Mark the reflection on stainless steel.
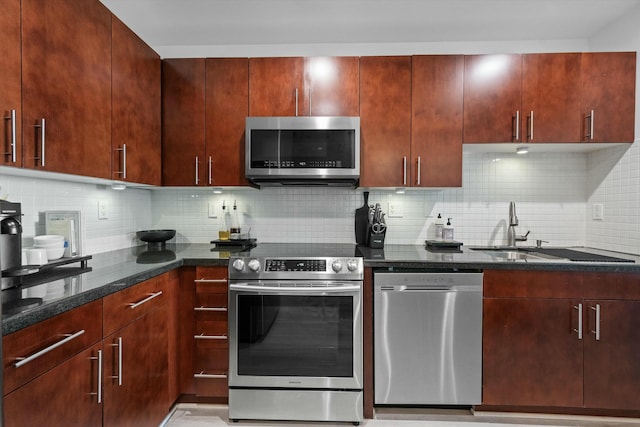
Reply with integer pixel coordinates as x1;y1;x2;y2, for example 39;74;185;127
374;271;483;405
228;256;363;424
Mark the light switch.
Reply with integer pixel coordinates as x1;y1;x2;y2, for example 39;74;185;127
98;200;108;220
388;201;403;218
208;202;217;218
592;203;604;220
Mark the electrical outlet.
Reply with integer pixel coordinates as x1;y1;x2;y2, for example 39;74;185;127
388;201;403;218
98;200;108;220
208;202;217;218
592;203;604;220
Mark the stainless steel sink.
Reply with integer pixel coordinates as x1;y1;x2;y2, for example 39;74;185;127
469;246;563;261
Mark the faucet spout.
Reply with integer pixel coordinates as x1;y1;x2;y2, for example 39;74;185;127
509;201;518;226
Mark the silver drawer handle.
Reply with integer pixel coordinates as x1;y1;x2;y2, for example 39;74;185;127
194;307;227;312
128;291;163;309
591;304;601;341
4;109;17;163
194;372;227;379
194;278;227;284
15;329;86;368
111;336;123;386
573;304;583;340
194;333;227;340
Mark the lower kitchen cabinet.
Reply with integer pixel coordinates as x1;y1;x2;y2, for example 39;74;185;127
192;266;229;399
482;269;640;414
102;275;170;427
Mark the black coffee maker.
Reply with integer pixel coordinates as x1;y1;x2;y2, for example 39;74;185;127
1;200;22;290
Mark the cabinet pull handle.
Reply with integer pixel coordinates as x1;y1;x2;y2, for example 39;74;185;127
308;88;312;116
4;109;17;163
195;156;199;185
585;110;595;141
527;110;534;141
591;304;601;341
403;156;407;186
115;144;127;179
572;304;583;340
194;306;227;312
14;329;86;368
128;291;163;309
194;278;228;284
512;110;520;142
111;336;123;386
90;349;103;403
416;156;421;186
194;371;227;379
194;333;227;340
34;118;46;166
208;156;213;185
295;88;299;117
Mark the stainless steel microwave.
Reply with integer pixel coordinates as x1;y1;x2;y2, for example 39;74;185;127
245;116;360;187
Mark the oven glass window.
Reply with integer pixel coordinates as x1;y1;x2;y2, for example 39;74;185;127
237;295;353;377
250;129;356;169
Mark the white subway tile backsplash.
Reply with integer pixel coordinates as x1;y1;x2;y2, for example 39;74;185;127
3;141;638;256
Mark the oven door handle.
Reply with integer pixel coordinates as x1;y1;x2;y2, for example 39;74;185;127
229;283;361;293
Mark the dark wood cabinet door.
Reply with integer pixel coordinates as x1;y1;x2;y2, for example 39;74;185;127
582;52;636;143
249;57;305;116
306;56;360;116
463;54;522;143
4;344;103;427
112;16;161;185
103;305;169;427
162;58;206;186
412;55;463;187
583;300;640;410
205;58;249;186
359;56;412;187
21;0;111;178
482;298;584;407
521;53;582;143
0;0;22;168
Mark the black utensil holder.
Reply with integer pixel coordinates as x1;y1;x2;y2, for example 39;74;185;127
368;230;385;249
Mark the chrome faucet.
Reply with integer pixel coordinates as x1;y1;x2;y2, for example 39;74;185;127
507;201;530;247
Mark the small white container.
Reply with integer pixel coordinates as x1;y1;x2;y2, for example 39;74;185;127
443;218;454;241
34;234;65;245
27;248;48;265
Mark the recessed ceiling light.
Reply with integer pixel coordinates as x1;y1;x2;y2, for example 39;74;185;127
516;146;529;155
111;182;126;190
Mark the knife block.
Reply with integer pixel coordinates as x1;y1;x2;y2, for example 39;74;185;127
368;229;385;249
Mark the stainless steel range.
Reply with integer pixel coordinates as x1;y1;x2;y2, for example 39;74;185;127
228;256;364;425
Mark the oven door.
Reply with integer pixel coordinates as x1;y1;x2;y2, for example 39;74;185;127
228;281;363;390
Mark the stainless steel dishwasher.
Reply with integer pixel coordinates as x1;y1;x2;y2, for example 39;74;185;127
374;270;483;405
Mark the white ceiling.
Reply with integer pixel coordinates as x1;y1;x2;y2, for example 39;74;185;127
100;0;640;55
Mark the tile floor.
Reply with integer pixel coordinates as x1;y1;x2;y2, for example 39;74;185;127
163;404;640;427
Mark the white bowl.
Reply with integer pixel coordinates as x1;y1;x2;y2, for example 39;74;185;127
34;240;64;248
43;246;65;261
34;235;65;245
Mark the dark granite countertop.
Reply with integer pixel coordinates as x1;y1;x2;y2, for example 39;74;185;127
3;242;639;335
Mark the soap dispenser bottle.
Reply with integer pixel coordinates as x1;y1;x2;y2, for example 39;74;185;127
443;218;454;241
435;214;444;240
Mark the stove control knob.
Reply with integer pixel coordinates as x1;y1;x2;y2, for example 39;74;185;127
247;259;261;272
347;259;360;272
232;259;245;271
331;260;343;273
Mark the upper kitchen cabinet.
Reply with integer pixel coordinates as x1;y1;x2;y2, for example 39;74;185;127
581;52;636;143
0;0;22;168
205;58;249;186
305;57;359;116
412;55;464;187
521;53;582;143
249;57;305;117
111;16;161;185
249;56;359;117
162;59;206;186
463;54;522;143
360;56;412;188
21;0;112;178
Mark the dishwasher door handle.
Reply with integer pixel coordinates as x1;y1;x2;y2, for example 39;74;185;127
379;285;453;292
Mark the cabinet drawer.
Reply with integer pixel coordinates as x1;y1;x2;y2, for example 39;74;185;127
195;279;227;295
103;275;167;336
195;266;227;282
483;269;582;299
195;374;228;398
195;292;227;309
3;299;103;395
195;346;228;372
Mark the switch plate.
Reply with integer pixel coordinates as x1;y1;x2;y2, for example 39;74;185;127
388;201;403;218
592;203;604;220
98;200;108;220
208;202;217;218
